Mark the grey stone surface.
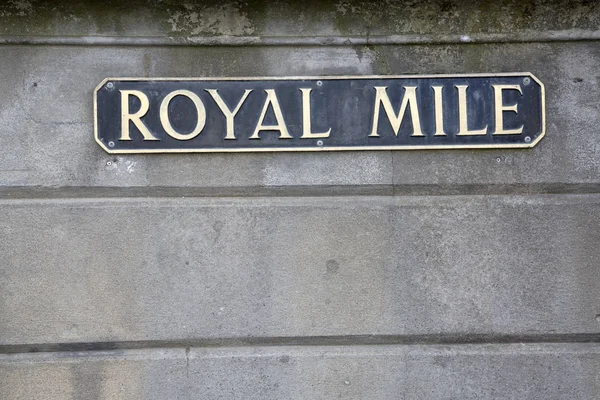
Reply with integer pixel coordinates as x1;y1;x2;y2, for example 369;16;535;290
1;194;598;345
0;0;599;38
0;42;598;191
1;343;599;399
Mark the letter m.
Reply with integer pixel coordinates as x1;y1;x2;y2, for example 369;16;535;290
369;86;423;137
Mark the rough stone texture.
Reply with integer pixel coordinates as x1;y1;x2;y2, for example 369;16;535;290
1;344;599;400
1;194;599;346
0;0;599;38
0;42;599;190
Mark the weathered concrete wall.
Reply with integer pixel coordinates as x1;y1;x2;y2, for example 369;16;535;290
1;0;599;38
1;195;600;346
2;344;599;399
0;1;599;399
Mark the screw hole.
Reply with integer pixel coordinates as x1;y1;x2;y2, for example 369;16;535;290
523;77;531;85
108;141;115;147
316;81;323;87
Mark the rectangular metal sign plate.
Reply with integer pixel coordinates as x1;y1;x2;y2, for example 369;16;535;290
94;73;545;154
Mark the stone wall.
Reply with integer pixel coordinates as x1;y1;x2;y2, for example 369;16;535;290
0;1;599;399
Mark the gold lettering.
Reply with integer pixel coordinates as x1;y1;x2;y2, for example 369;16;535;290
492;84;524;135
249;89;292;139
369;86;423;137
300;88;331;139
120;90;158;141
432;86;446;136
159;90;206;140
206;89;252;140
456;85;487;136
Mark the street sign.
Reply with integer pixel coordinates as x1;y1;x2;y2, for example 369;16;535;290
94;73;545;154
